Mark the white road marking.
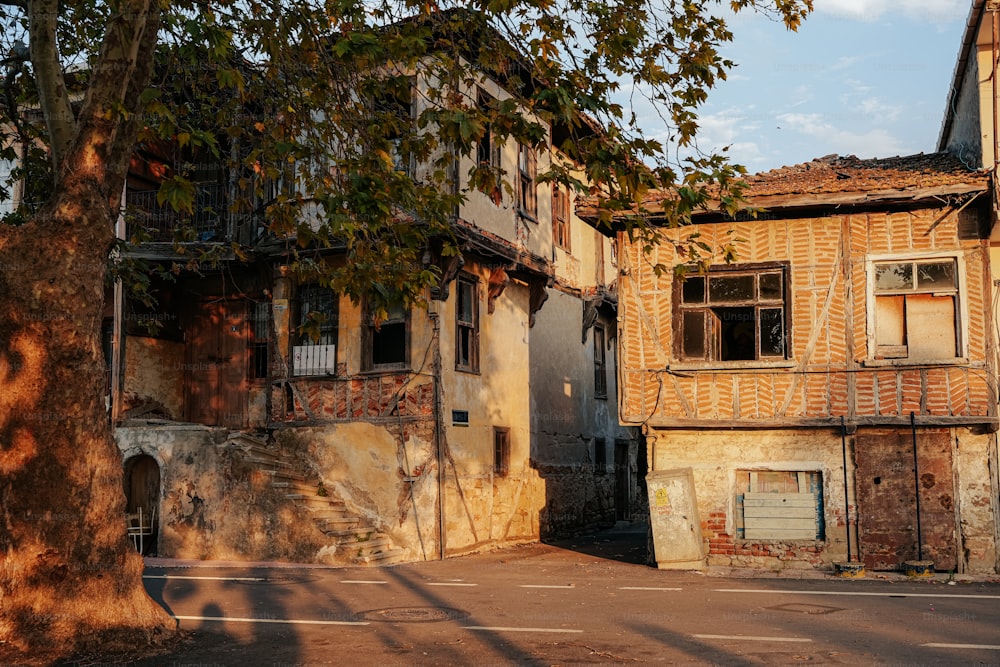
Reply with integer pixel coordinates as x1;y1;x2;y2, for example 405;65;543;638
463;626;583;633
341;580;388;584
174;615;368;626
519;584;575;589
923;643;1000;650
428;582;478;587
143;575;267;582
619;586;683;591
694;634;812;643
715;588;1000;600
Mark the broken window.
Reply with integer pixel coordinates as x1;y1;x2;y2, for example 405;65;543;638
293;285;337;376
594;323;607;398
735;470;825;541
364;302;408;371
455;274;479;372
871;257;960;360
675;264;788;362
552;185;570;251
494;427;510;477
517;142;537;220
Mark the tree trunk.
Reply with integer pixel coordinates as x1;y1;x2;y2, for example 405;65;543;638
0;183;175;658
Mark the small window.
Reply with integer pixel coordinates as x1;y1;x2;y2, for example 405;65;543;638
455;275;479;372
293;285;337;376
676;264;788;362
735;470;825;541
364;302;409;371
552;185;570;251
593;437;606;474
871;258;960;360
517;143;537;219
250;301;270;380
494;427;510;477
594;323;607;398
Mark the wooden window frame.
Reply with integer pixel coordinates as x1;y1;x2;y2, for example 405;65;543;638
594;323;607;399
867;254;963;362
362;301;410;372
455;274;480;373
476;88;502;205
552;185;571;251
493;427;510;477
673;262;789;363
517;142;537;221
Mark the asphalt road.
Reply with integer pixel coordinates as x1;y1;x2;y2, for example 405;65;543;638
131;525;1000;666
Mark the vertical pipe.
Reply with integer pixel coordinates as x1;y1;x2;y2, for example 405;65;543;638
911;411;924;561
841;416;852;563
430;308;446;560
993;8;998;171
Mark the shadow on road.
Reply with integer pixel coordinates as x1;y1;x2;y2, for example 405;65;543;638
542;521;650;566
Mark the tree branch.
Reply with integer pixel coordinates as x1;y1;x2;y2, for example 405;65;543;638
28;0;76;178
66;0;158;202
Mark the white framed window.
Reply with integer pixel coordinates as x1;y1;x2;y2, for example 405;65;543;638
867;253;965;362
735;470;825;541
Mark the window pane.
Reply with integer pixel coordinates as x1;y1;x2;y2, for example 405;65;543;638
681;276;705;304
916;261;956;291
875;262;913;291
716;306;755;361
906;294;957;358
759;308;785;357
709;274;754;302
758;272;783;300
875;295;906;346
682;310;706;359
457;281;474;324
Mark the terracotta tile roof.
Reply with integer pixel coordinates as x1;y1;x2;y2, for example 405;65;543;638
740;152;986;197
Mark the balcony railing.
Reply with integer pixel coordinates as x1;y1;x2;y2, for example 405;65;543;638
124;183;263;245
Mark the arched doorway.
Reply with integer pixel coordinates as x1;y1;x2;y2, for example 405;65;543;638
123;454;160;555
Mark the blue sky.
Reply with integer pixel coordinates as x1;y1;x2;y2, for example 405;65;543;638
645;0;973;174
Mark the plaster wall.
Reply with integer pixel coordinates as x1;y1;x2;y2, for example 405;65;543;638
116;425;331;562
123;336;184;419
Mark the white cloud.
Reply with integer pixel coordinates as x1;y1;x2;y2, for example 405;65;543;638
814;0;967;22
776;112;910;157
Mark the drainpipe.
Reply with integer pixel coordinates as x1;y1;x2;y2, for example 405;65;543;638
110;188;127;424
429;306;446;560
992;7;998;171
911;412;924;562
840;417;852;563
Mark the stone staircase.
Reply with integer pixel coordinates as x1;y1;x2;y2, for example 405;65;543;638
232;434;407;566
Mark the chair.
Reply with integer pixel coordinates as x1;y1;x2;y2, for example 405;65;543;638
126;506;156;555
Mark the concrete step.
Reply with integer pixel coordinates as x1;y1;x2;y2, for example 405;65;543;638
317;516;363;532
351;536;392;557
287;493;349;509
272;481;330;496
325;527;379;540
243;456;292;470
262;469;308;484
353;548;407;566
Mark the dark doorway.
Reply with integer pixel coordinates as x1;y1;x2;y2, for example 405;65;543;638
855;430;957;571
185;300;249;427
124;454;160;555
615;440;630;520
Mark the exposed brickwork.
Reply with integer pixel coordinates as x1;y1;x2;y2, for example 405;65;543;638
620;204;994;425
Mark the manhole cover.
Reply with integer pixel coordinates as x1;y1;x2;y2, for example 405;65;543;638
768;603;844;615
358;607;469;623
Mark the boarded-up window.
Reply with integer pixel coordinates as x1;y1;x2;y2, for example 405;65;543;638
735;470;824;540
873;258;959;360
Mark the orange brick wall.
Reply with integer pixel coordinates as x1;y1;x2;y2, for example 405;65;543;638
618;207;994;425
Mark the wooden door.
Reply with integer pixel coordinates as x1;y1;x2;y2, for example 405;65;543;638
185;300;248;427
855;430;957;571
